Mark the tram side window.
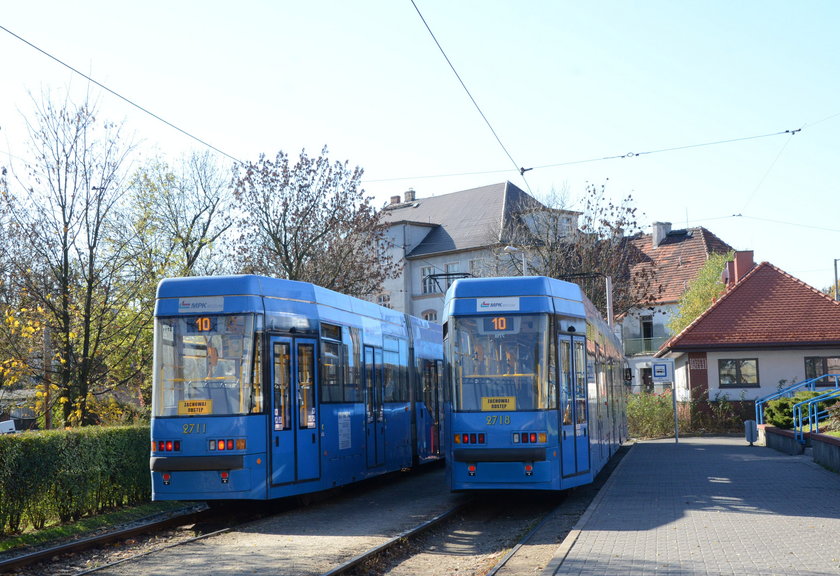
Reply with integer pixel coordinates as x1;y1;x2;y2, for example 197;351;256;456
399;339;409;401
574;340;587;424
273;342;291;430
547;328;557;409
343;326;361;402
249;337;263;413
419;359;437;414
298;343;316;429
383;350;399;402
560;339;573;425
384;351;409;402
321;340;344;402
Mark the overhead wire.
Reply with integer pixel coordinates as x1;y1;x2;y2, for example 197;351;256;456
738;127;801;213
731;214;840;234
409;0;532;193
0;23;244;166
4;20;837;212
364;127;806;184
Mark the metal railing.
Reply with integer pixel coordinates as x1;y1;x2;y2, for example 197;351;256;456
793;388;840;443
622;336;669;356
754;374;840;424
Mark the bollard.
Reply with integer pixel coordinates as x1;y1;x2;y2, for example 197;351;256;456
744;419;758;446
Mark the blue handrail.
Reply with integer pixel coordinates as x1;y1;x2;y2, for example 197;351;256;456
793;388;840;443
755;374;840;424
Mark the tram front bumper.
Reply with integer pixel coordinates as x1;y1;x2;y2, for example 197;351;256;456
452;447;546;462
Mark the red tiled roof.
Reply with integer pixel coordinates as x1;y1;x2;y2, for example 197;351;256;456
629;227;734;304
659;262;840;352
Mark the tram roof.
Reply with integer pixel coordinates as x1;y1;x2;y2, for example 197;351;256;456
155;275;408;327
446;276;582;299
443;276;586;318
157;275;314;300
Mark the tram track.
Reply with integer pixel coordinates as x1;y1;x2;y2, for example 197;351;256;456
0;504;209;575
0;498;294;576
3;465;460;576
342;491;570;576
2;446;628;576
346;443;631;576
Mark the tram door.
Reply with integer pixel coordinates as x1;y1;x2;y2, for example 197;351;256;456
364;346;385;468
559;335;590;478
420;359;442;458
269;337;320;485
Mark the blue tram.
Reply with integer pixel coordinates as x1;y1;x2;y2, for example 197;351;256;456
150;275;444;501
442;276;626;491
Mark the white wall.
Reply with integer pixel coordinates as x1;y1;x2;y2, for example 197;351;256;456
698;348;840;401
405;248;496;320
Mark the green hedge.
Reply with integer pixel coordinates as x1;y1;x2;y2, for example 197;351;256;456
0;425;150;534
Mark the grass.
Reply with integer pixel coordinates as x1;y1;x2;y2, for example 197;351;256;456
0;501;190;555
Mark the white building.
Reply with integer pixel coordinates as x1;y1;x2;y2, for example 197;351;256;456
378;182;547;321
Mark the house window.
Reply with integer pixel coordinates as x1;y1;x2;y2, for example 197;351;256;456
377;293;391;309
641;315;653;352
804;356;840;385
468;259;482;278
718;358;759;388
444;262;459;289
421;266;437;294
422;310;438;322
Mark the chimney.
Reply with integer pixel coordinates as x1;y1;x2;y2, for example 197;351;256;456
404;188;416;202
651;222;672;248
390;195;401;205
733;250;755;283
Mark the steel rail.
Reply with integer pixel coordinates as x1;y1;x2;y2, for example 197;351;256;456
321;502;467;576
482;504;558;576
0;506;208;574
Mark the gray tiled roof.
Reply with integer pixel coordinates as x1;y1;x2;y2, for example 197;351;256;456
381;182;543;257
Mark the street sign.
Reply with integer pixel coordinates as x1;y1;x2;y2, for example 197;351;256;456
651;359;675;383
650;358;678;444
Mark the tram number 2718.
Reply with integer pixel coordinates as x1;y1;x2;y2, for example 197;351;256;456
486;415;511;425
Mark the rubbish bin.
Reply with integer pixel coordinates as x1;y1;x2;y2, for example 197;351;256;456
744;419;758;446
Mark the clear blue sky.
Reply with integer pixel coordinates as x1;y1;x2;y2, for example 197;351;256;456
2;1;838;289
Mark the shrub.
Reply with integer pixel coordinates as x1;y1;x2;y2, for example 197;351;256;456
687;393;752;434
627;391;675;438
826;403;840;432
764;391;822;429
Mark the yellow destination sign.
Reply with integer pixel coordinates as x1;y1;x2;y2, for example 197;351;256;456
178;399;213;416
481;396;515;411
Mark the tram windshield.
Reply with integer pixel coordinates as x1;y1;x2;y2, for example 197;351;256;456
153;314;258;417
450;314;550;411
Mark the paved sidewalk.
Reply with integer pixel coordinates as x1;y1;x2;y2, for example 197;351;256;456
544;437;840;576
